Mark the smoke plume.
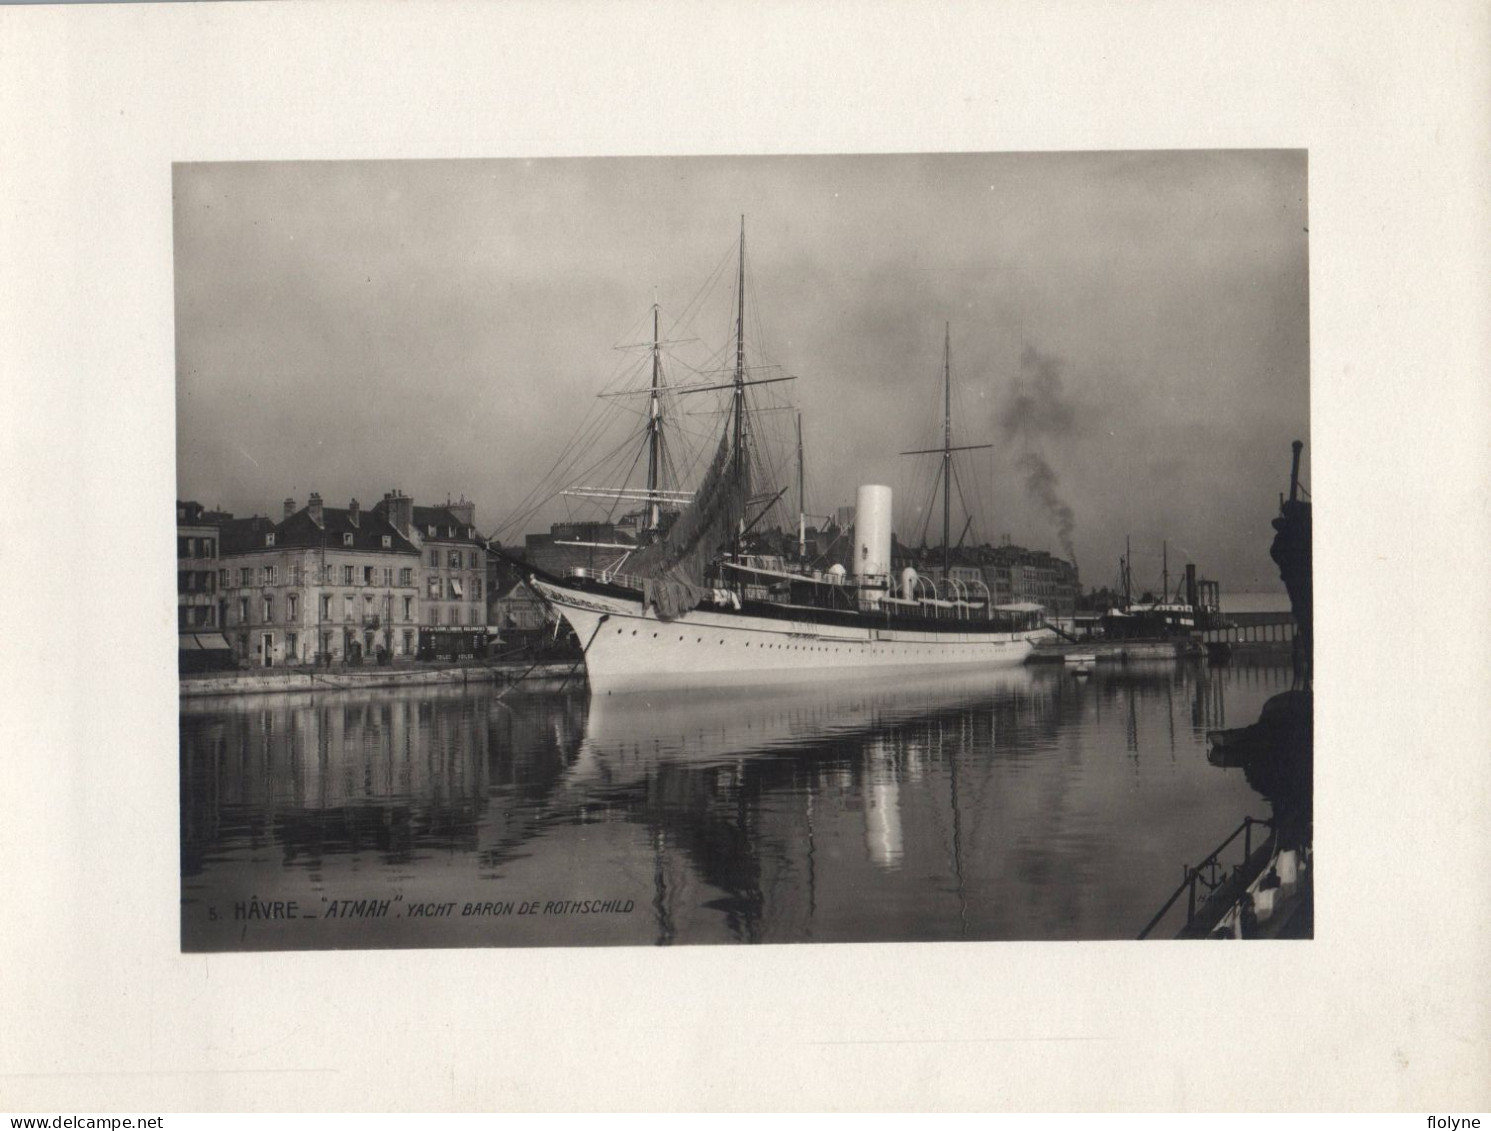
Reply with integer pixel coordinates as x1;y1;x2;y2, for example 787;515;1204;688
1017;452;1077;562
1000;346;1081;562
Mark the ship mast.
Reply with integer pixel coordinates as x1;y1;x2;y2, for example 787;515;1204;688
942;323;952;578
731;216;747;561
796;411;806;559
898;323;991;581
646;298;663;533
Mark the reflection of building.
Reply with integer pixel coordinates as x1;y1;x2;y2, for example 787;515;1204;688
219;493;422;666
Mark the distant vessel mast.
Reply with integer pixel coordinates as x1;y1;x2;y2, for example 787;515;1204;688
901;323;992;578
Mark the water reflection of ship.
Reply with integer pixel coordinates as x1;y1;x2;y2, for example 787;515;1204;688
547;668;1059;942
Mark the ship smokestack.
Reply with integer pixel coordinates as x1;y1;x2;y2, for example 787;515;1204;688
853;485;893;600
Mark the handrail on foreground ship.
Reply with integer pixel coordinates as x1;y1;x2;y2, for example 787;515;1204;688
1136;815;1275;939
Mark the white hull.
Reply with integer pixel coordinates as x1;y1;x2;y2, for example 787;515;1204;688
532;578;1052;692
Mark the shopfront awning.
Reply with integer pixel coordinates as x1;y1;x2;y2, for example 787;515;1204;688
178;633;233;652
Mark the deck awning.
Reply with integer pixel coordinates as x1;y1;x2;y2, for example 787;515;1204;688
178;633;233;652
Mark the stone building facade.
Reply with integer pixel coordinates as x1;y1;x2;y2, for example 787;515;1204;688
176;500;225;632
403;497;488;656
219;494;423;666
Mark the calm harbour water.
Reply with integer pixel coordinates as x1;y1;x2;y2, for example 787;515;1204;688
180;659;1296;949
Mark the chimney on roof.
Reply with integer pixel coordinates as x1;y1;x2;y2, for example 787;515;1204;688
447;494;475;529
308;492;324;528
283;496;296;520
382;489;413;539
348;498;360;527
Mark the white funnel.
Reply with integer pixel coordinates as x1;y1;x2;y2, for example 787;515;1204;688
854;485;893;582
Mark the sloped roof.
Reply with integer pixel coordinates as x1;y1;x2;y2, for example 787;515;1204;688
277;506;420;554
220;507;420;556
411;505;481;544
219;516;276;555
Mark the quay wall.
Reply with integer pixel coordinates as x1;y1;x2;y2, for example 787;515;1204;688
179;662;579;698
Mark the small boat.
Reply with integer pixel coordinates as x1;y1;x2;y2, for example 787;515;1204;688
1064;651;1095;676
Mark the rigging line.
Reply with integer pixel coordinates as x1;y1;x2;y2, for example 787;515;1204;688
499;425;643;537
663;238;736;340
502;408;628;522
949;459;978;550
603;438;652;525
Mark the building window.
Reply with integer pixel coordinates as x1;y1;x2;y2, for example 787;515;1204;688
286;632;298;659
403;595;412;620
448;550;459;568
474;577;482;599
219;568;228;588
427;576;440;599
343;594;354;621
265;533;275;547
383;567;393;586
263;595;273;623
287;593;299;621
239;597;249;624
363;565;374;585
429;549;440;567
321;594;332;619
381;535;392;549
290;564;302;585
427;525;437;538
262;565;277;585
343;565;353;585
448;578;463;599
399;567;412;586
402;630;413;656
430;606;441;626
205;539;215;558
343;533;354;547
239;568;252;586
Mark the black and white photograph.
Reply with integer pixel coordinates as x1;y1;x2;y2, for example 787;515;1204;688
175;152;1312;950
5;0;1488;1115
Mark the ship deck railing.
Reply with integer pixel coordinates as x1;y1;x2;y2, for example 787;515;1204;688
1136;815;1275;939
568;565;1041;626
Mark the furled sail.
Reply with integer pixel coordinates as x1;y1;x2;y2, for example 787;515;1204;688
626;425;747;619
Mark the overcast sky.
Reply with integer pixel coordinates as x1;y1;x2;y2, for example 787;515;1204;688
175;152;1308;593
